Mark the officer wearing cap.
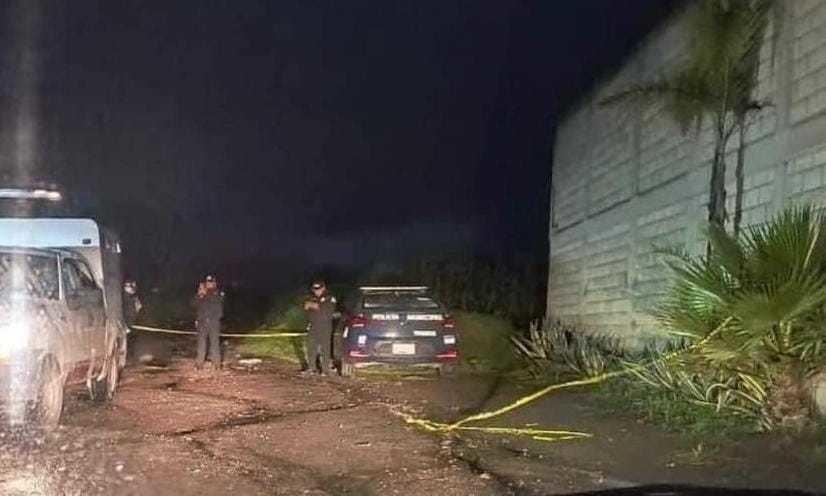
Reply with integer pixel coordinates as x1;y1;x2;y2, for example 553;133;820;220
303;280;336;375
194;274;225;369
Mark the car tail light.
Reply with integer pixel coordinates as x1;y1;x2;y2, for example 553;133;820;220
437;350;458;359
443;316;455;329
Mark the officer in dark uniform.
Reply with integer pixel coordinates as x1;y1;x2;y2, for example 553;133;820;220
194;275;225;369
303;280;336;375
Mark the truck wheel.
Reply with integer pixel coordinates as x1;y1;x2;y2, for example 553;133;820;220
31;358;65;429
92;338;122;403
341;361;356;378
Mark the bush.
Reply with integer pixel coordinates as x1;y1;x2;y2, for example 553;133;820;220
453;311;519;372
656;206;826;430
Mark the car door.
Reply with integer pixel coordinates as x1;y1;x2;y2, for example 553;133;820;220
62;258;105;378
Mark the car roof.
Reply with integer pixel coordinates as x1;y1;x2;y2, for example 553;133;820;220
0;218;100;248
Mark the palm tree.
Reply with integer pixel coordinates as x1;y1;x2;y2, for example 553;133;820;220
602;0;774;232
657;206;826;429
715;0;776;235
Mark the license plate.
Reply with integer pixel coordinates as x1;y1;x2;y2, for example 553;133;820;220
392;343;416;355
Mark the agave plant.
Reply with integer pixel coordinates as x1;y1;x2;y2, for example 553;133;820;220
624;344;768;426
657;205;826;429
512;320;624;379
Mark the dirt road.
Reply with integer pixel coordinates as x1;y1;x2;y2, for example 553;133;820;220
0;358;504;496
1;337;823;496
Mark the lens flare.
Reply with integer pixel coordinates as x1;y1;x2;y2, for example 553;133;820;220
3;261;33;425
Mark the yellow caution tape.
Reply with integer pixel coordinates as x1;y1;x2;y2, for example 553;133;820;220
132;325;307;338
396;317;732;442
391;408;592;442
138;316;732;445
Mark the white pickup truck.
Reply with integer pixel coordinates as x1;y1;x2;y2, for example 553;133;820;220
0;217;128;427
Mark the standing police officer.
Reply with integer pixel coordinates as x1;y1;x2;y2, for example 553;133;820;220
194;275;225;369
303;280;336;375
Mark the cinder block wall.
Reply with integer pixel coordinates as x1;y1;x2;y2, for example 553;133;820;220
547;1;826;346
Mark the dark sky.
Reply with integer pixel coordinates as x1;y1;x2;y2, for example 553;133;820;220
1;0;679;282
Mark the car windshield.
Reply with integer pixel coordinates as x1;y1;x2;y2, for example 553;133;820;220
362;292;440;311
0;252;59;300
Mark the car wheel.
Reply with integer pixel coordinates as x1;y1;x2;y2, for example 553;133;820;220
341;361;356;378
31;358;65;429
438;363;456;377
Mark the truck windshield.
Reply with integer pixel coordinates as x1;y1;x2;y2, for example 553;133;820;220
0;252;59;300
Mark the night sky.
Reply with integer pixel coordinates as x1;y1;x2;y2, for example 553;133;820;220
1;0;679;286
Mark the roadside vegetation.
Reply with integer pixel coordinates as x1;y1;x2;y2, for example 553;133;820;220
519;0;826;440
518;206;826;437
452;311;519;373
236;291;309;364
512;321;625;381
603;0;775;232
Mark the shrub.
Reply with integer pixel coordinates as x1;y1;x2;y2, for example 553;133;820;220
453;311;519;372
656;205;826;430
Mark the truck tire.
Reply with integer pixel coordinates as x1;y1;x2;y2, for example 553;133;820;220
32;358;64;429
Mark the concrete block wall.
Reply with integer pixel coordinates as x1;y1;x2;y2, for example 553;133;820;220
547;1;826;346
